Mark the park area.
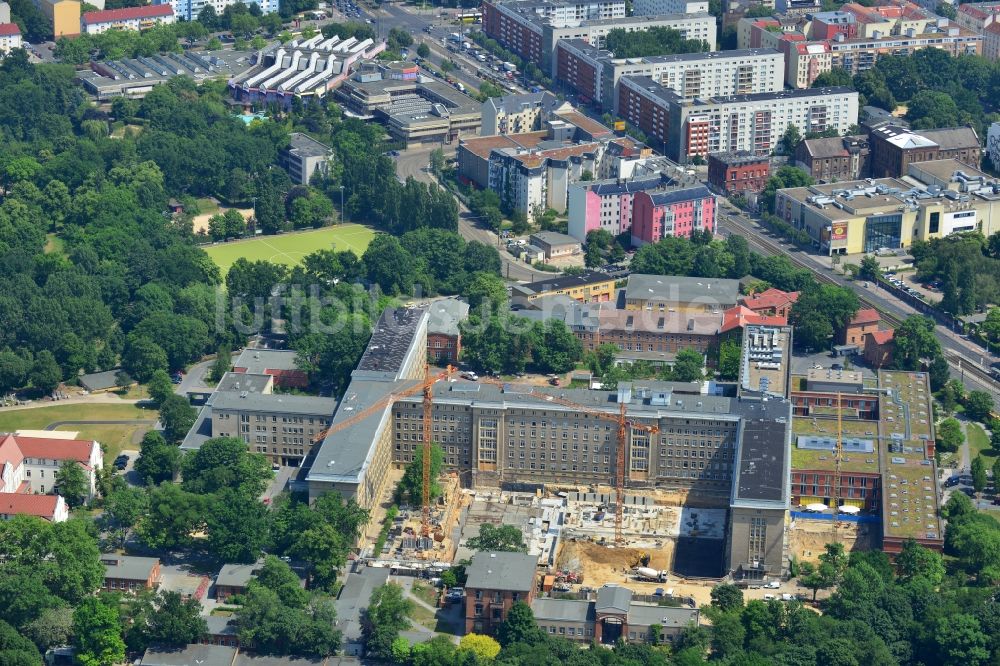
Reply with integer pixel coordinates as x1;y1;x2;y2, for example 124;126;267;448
0;402;157;464
203;224;376;274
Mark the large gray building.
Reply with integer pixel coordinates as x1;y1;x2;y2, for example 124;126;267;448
283;133;333;185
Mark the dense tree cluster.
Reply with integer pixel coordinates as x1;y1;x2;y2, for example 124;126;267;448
54;23;211;65
910;232;1000;316
604;26;709;58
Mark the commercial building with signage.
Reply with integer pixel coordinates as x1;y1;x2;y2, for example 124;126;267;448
774;159;1000;255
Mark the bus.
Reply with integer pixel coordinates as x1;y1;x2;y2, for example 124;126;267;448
454;10;482;23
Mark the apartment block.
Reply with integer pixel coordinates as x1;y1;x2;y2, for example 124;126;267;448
556;39;783;111
81;4;175;33
617;79;859;163
773;159;1000;255
31;0;79;38
153;0;277;20
633;0;709;14
956;1;1000;33
510;270;619;305
631;184;716;245
623;274;740;313
282;133;333;186
0;22;21;53
481;91;571;136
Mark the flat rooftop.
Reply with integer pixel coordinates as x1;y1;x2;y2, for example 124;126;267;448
791;416;881;473
515;269;616;296
288;132;331;157
234;348;302;372
211;391;336;416
731;398;791;506
625;274;740;307
740;325;791;399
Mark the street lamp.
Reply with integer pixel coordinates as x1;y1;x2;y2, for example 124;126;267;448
339;185;345;223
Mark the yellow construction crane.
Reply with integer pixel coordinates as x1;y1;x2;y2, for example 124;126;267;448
832;392;843;542
311;364;455;538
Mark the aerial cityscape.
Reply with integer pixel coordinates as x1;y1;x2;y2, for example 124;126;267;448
1;0;1000;663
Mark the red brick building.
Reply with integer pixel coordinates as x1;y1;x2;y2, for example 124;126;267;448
556;41;601;106
465;552;538;636
791;469;882;512
864;329;894;368
427;298;469;366
740;288;799;320
707;152;771;195
482;0;545;67
101;555;161;593
840;308;881;351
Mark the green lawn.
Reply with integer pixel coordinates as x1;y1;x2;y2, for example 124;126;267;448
44;234;65;255
203;224;377;275
0;403;157;463
967;422;998;465
196;197;221;215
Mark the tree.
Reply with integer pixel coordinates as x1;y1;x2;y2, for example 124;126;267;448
779;124;802;155
146;369;173;407
122;335;169;383
459;634;501;661
136;483;207;551
935;613;990;666
143;591;207;648
671;348;704;382
208;345;231;383
496;601;543;647
466;524;526;552
363;583;412;659
252;556;308;608
363;235;415;296
205;490;270;563
236;586;341;657
54;461;88;508
182;436;271;498
417;42;430;58
859;255;881;281
718;339;740;380
134;431;180;485
905;90;966;130
395;443;444;506
798;561;831;602
0;350;31;394
73;597;125;666
710;583;744;612
22;607;73;651
761;166;814;214
896;539;945;585
971;455;988;496
159;393;196;442
104;487;148;548
965;391;994;423
0;620;42;666
892;316;940;371
29;350;61;394
466;272;508;316
530;319;582;374
936;417;964;453
812;68;854;88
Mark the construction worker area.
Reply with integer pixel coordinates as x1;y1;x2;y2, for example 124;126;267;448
297;306;941;591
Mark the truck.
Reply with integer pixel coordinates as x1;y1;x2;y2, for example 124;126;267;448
502;61;516;72
634;567;669;583
449;32;462;42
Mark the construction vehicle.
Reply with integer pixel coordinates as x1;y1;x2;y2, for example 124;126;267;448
633;567;669;583
311;364;455;540
631;552;651;568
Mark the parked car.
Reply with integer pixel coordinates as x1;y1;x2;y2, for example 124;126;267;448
764;580;780;589
113;454;129;470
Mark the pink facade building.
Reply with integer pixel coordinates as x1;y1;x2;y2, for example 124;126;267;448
567;173;668;242
631;186;715;246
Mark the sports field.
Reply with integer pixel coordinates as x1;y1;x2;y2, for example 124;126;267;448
204;224;377;274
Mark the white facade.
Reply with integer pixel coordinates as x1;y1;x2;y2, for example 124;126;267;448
0;23;21;54
987;122;1000;170
153;0;278;20
633;0;709;15
0;432;103;501
82;8;176;34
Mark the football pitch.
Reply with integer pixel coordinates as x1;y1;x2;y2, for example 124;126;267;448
204;224;376;275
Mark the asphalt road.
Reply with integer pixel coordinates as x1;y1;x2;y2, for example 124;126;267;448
718;203;1000;402
394;146;554;282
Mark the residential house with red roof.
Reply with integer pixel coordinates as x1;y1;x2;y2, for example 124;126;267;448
720;306;788;336
0;22;22;54
81;4;175;34
739;288;800;320
840;308;882;352
864;329;895;368
0;432;103;520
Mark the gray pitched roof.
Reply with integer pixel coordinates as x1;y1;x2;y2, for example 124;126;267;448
595;585;633;613
102;555;158;581
625;274;740;307
466;551;538;592
427;298;470;337
626;603;699;628
532;598;596;622
216;559;264;588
